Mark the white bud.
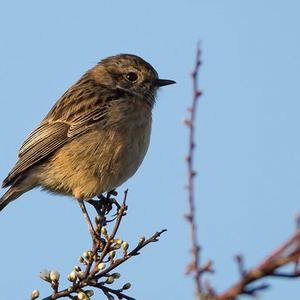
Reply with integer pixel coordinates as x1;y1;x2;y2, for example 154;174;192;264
106;276;114;284
67;270;77;282
39;270;51;282
74;265;81;272
50;270;60;282
122;242;129;251
78;291;89;300
31;290;40;299
97;262;106;271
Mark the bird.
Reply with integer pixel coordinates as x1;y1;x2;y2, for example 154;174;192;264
0;54;175;212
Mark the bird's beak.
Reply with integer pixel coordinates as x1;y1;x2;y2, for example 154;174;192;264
155;78;176;87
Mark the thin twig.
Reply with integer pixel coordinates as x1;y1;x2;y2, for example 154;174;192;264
78;200;98;242
184;43;207;297
215;229;300;300
40;190;166;300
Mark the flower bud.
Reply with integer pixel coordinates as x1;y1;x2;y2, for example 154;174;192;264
39;270;51;282
31;290;40;300
112;272;121;279
77;291;89;300
122;242;129;251
83;251;92;261
86;290;94;297
74;265;81;272
106;276;114;284
77;271;85;279
50;270;60;282
122;282;131;290
101;227;107;236
114;243;121;249
109;250;115;259
67;270;77;282
115;239;123;246
97;262;106;271
95;215;104;225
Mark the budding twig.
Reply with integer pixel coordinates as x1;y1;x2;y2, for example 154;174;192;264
215;227;300;300
38;190;166;300
185;44;214;299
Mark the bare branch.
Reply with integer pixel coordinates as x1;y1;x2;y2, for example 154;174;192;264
36;190;166;300
184;44;214;300
215;228;300;300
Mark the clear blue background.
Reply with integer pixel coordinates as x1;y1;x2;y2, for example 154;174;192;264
0;0;300;299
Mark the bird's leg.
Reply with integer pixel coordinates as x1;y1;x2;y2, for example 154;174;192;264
86;198;104;216
78;200;99;242
106;190;121;210
95;190;120;213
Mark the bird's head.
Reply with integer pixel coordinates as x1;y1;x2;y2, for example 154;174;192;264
90;54;175;106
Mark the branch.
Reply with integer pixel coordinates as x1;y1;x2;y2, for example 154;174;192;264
184;44;214;300
31;190;166;300
184;43;300;300
215;228;300;300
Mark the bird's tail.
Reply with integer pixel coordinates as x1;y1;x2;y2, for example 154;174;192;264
0;186;25;212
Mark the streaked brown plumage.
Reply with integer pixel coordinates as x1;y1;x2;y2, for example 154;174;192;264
0;54;175;211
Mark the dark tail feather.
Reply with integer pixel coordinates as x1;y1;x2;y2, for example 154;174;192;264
0;187;24;212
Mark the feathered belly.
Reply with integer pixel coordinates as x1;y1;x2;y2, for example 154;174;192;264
38;123;151;199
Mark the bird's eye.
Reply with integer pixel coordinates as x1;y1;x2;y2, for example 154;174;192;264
125;72;138;82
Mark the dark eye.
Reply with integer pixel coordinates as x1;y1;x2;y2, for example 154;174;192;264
125;72;138;82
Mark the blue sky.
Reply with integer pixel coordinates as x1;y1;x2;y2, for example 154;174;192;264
1;0;300;299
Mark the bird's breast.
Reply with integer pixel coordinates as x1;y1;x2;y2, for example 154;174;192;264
39;100;152;199
94;110;152;188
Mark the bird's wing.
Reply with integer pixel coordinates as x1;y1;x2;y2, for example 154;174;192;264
2;121;69;187
2;102;117;188
67;106;109;138
2;80;126;188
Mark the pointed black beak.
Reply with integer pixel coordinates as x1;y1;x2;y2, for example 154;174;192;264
155;78;176;87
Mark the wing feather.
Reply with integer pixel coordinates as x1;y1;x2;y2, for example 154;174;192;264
19;122;68;157
68;106;108;138
2;122;69;187
2;82;126;188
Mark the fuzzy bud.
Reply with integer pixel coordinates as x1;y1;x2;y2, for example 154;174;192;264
112;272;121;279
77;291;89;300
39;270;51;282
122;242;129;251
101;227;107;236
31;290;40;300
77;271;85;279
106;276;114;284
115;239;123;246
83;251;92;261
50;270;60;282
67;270;77;282
74;265;81;272
109;250;115;259
97;262;106;271
122;282;131;290
86;290;94;297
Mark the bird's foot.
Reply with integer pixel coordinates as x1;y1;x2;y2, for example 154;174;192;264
86;190;120;216
97;190;121;213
